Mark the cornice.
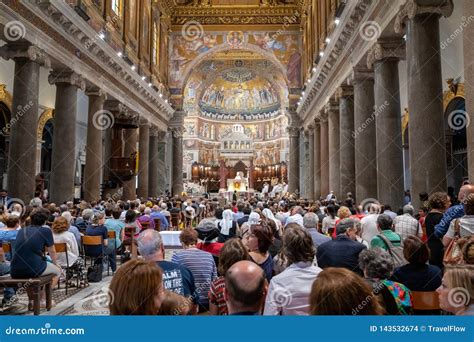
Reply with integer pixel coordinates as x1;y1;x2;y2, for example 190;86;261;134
1;0;173;130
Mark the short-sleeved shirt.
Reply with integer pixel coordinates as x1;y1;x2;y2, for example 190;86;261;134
208;276;227;315
157;260;199;304
11;226;54;278
370;230;402;251
104;219;125;249
171;248;217;307
85;225;108;257
446;216;474;239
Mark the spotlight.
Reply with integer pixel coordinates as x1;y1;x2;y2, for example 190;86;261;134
325;37;331;43
334;18;340;25
117;51;123;57
131;65;136;70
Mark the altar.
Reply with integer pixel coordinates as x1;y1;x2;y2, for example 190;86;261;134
227;172;248;192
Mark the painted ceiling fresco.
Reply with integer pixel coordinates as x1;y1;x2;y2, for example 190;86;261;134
169;30;302;90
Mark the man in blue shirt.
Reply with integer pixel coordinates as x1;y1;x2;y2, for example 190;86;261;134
434;184;474;238
137;229;198;313
150;205;169;230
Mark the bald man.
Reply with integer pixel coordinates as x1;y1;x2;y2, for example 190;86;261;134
434;184;474;238
224;260;268;315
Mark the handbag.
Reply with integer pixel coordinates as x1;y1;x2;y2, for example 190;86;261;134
443;218;463;265
87;262;103;282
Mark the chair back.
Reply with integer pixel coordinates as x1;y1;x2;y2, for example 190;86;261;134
81;235;103;246
54;242;69;267
171;213;180;229
107;231;116;239
153;218;161;231
1;242;11;253
411;291;440;311
54;242;68;253
124;227;136;237
141;221;151;230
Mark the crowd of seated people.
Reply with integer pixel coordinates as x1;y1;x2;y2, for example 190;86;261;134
0;186;472;316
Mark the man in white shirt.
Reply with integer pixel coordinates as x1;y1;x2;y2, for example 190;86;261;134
360;203;381;243
264;223;322;315
393;204;422;241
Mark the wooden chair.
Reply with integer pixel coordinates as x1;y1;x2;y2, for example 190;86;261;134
124;227;138;260
153;218;161;232
107;231;117;273
81;235;103;268
140;221;151;230
171;213;180;231
54;242;74;294
411;291;441;312
1;242;11;254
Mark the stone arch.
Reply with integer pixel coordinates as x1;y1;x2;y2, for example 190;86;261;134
180;43;290;92
37;108;54;140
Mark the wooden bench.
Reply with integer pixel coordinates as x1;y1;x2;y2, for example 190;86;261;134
0;274;55;315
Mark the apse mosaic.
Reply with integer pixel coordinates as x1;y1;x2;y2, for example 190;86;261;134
169;30;302;89
183;59;289;119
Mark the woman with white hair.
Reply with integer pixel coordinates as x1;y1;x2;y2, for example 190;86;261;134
61;211;82;247
217;209;236;242
239;211;261;240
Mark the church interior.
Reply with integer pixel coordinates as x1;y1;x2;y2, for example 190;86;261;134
0;0;473;319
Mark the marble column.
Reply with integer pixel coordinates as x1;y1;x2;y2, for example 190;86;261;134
301;129;309;198
148;126;159;198
171;127;184;196
327;100;340;199
84;87;106;202
156;131;167;195
350;67;377;202
307;125;315;200
320;113;330;197
137;119;150;199
219;159;227;194
313;119;321;200
123;127;138;200
337;85;356;199
368;40;405;209
287;126;300;194
49;70;85;203
463;0;474;182
395;0;453;208
0;43;49;201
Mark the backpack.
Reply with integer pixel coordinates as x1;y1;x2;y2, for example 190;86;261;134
377;233;407;268
381;279;413;315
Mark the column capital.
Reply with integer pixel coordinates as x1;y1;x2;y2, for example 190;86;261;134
170;126;185;138
287;126;300;138
367;39;406;68
324;100;339;116
48;70;86;90
170;110;186;125
395;0;454;33
0;43;50;68
335;85;354;100
85;86;107;100
139;117;150;127
307;124;315;133
314;117;321;126
348;66;374;85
